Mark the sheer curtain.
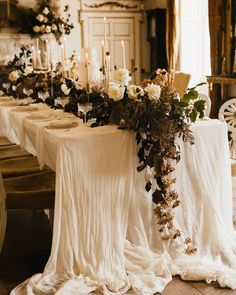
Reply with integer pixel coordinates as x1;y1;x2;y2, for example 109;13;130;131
179;0;211;94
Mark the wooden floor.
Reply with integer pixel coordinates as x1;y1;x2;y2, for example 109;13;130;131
1;211;236;295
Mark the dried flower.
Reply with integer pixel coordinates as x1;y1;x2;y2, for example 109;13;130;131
128;85;144;100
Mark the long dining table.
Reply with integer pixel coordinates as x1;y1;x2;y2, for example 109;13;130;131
1;97;236;294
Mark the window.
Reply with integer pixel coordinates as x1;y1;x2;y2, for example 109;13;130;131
179;0;211;93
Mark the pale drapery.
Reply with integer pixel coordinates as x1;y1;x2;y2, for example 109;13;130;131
166;0;179;72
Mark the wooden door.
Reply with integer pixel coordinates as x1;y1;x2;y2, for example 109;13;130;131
88;17;135;77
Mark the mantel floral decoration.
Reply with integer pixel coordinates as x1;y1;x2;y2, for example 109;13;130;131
14;0;73;43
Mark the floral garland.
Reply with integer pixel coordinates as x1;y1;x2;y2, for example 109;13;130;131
2;52;206;254
85;1;138;9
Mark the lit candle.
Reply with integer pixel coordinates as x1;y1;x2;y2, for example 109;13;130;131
35;38;40;69
85;52;89;88
31;46;35;69
63;36;67;62
61;44;65;74
36;38;39;56
121;40;126;69
103;17;107;56
49;33;53;70
107;55;111;85
38;50;42;69
7;0;10;18
45;39;49;69
101;40;105;75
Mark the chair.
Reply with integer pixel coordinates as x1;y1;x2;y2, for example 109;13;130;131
4;171;55;210
0;156;43;178
0;137;15;147
218;98;236;160
0;145;31;161
218;98;236;223
173;71;191;98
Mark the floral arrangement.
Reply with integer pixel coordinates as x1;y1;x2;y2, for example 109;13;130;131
14;0;73;42
87;68;205;254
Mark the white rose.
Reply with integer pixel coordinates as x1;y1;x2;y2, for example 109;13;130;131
36;14;44;22
128;85;144;100
45;25;51;33
12;85;17;91
51;24;58;31
145;83;161;101
40;25;46;33
108;84;124;101
113;68;131;86
33;25;40;33
42;7;49;15
9;70;20;82
61;84;71;95
24;66;33;75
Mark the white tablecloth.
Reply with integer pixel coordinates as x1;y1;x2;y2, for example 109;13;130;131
1;101;236;294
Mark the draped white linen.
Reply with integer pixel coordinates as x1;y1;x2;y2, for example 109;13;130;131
1;100;236;293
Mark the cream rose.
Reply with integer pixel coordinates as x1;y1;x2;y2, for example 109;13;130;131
42;7;49;15
145;84;161;101
33;25;40;33
24;66;33;75
108;84;124;101
51;24;58;31
9;70;20;82
36;14;44;22
128;85;144;100
45;25;51;33
61;84;71;95
113;68;131;86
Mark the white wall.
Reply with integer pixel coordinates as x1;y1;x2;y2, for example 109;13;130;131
59;0;82;56
15;0;167;75
18;0;36;8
